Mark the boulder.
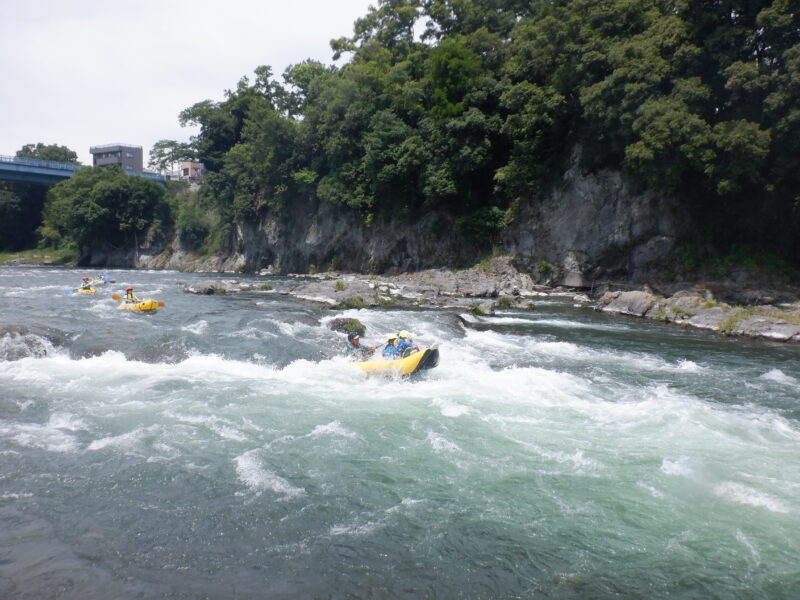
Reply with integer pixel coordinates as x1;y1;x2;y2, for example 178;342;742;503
328;318;366;336
597;290;657;317
732;316;800;341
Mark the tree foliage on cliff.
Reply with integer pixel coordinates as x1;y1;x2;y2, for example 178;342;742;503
180;0;800;262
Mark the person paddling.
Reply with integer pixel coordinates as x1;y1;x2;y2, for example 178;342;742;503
341;332;375;361
79;276;92;291
124;286;139;303
396;330;419;357
382;334;401;360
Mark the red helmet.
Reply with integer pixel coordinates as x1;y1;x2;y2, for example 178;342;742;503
126;287;133;291
83;277;89;280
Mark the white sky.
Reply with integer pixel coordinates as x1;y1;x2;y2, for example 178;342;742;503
0;0;375;167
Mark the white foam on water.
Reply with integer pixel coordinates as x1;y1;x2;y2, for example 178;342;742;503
329;519;382;537
431;397;471;417
735;529;761;563
209;424;250;442
461;328;523;353
637;482;665;498
714;482;789;513
759;368;799;388
4;283;76;297
661;456;700;481
308;421;358;439
489;316;631;331
0;331;58;360
0;492;34;500
520;336;708;375
676;360;705;372
329;496;420;537
477;316;534;325
88;425;161;453
426;430;461;453
233;449;305;498
513;438;602;473
181;320;209;335
1;412;83;452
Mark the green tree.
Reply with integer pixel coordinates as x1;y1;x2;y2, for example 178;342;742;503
40;167;170;252
16;143;80;164
148;140;194;173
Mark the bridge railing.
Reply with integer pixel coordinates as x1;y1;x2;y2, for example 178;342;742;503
0;154;166;183
0;154;84;172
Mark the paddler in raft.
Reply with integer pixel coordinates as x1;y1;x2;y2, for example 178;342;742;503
79;276;93;291
341;332;375;361
382;333;401;360
124;286;139;303
396;330;419;357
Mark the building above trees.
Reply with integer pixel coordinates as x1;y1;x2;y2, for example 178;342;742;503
90;144;143;172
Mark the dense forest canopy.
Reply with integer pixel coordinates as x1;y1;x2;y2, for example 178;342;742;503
173;0;799;265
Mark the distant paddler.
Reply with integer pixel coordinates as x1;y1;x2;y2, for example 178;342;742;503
64;276;96;295
90;275;113;286
111;287;165;312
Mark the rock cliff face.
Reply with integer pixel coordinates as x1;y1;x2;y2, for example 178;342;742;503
503;160;687;286
133;158;688;284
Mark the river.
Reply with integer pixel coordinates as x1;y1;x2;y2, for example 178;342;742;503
1;266;799;599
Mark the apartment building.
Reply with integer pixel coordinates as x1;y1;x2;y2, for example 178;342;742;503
89;144;143;172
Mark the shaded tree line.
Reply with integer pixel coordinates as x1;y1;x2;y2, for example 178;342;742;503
1;143;171;257
0;144;80;251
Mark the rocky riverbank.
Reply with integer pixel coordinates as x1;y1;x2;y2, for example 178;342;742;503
182;256;800;343
595;289;800;342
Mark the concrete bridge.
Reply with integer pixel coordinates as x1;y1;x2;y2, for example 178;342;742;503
0;155;166;185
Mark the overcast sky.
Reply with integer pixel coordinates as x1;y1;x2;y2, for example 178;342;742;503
0;0;375;167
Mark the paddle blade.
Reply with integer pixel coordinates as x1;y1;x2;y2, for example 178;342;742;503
102;275;112;281
64;290;74;295
157;302;165;307
111;294;122;300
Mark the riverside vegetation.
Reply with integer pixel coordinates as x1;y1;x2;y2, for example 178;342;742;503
2;1;799;339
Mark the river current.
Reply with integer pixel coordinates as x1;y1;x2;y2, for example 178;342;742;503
1;266;798;599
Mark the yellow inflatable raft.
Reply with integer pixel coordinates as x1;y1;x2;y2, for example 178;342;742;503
356;347;440;377
118;299;162;312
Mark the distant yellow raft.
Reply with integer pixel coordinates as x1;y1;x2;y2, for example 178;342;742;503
355;347;440;377
118;299;161;312
75;287;96;295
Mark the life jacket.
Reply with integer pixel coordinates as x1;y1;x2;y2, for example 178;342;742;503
344;343;372;361
382;343;400;359
396;339;414;353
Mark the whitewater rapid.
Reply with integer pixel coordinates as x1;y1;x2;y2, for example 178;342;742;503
1;266;799;598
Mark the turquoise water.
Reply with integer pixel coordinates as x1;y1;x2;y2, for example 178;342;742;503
1;266;799;598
